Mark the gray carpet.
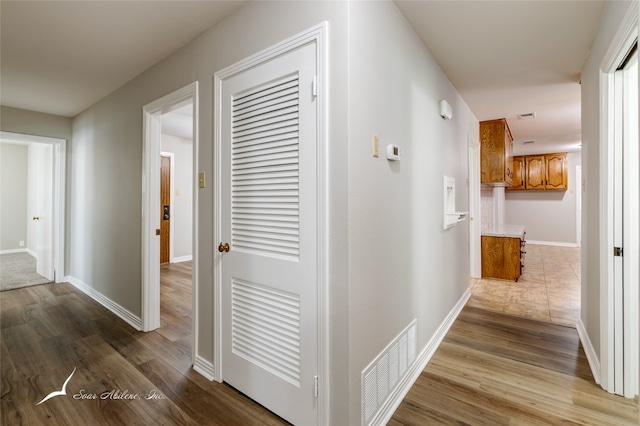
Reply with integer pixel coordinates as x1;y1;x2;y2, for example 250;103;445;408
0;252;51;291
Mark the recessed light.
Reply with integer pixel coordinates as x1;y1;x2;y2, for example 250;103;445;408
518;112;536;119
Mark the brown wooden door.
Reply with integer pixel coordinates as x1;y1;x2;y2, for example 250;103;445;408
525;155;546;189
160;155;171;264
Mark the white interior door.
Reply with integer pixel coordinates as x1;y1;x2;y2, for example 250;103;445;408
34;143;54;281
612;45;639;397
219;42;318;425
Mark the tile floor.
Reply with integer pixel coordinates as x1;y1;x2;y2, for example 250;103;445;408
469;244;581;327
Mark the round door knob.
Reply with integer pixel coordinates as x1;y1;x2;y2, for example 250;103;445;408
218;242;230;253
33;216;40;221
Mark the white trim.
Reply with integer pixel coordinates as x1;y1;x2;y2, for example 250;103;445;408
141;82;199;375
526;240;579;248
0;131;66;284
468;132;482;278
160;151;175;263
0;248;27;255
370;289;471;426
575;165;582;248
172;255;193;263
598;1;639;395
193;356;216;381
26;248;37;258
65;275;142;331
577;318;601;385
213;22;328;425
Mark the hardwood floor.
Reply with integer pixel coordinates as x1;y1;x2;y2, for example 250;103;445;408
390;306;639;425
2;263;637;425
1;262;288;425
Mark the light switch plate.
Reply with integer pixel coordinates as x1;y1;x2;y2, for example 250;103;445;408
372;134;379;157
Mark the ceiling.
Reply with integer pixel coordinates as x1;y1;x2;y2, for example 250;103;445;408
396;0;605;155
1;1;606;154
0;1;246;118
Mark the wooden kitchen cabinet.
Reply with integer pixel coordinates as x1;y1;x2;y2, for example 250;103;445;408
481;235;524;281
511;156;525;190
545;152;568;190
525;155;546;190
480;118;514;186
506;152;568;191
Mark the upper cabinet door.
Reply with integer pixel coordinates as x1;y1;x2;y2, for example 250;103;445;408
509;156;525;190
545;153;568;190
525;155;546;189
480;118;513;187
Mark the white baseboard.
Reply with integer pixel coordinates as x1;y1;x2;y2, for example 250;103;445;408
172;255;193;263
576;318;601;384
193;356;215;381
0;248;27;255
527;240;578;248
65;275;142;331
372;288;471;426
26;248;37;258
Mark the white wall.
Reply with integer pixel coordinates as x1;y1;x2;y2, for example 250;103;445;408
580;0;635;360
505;151;581;244
347;2;476;423
161;134;192;261
0;143;28;251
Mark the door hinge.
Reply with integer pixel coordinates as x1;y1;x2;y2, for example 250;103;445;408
314;375;318;398
614;246;623;257
312;76;317;99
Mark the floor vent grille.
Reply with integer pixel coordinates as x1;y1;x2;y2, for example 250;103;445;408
362;320;417;425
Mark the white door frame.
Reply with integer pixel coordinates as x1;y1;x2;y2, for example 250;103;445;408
141;83;198;356
468;128;481;278
160;152;176;263
598;1;638;397
576;165;582;248
0;131;66;283
213;22;328;425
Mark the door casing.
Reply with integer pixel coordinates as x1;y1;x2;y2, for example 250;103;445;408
0;131;66;283
598;1;639;397
141;83;198;352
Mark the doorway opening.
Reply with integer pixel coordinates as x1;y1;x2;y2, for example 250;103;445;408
0;132;66;291
141;83;198;372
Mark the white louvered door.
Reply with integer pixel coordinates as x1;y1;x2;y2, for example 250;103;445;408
220;42;317;425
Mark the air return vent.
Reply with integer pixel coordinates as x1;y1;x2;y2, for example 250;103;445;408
522;140;535;145
362;320;417;425
517;112;536;119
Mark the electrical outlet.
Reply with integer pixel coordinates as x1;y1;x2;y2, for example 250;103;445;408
19;241;24;247
372;134;379;157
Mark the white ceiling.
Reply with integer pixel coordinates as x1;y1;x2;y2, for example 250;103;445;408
0;1;246;117
1;1;606;154
396;0;605;155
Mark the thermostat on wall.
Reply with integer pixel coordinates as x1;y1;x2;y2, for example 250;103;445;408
386;144;401;161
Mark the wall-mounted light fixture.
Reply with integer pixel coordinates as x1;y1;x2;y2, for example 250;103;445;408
439;100;452;120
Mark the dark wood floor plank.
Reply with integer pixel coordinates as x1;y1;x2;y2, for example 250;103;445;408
1;262;291;425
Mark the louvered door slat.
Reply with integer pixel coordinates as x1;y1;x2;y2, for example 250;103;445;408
231;74;300;260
